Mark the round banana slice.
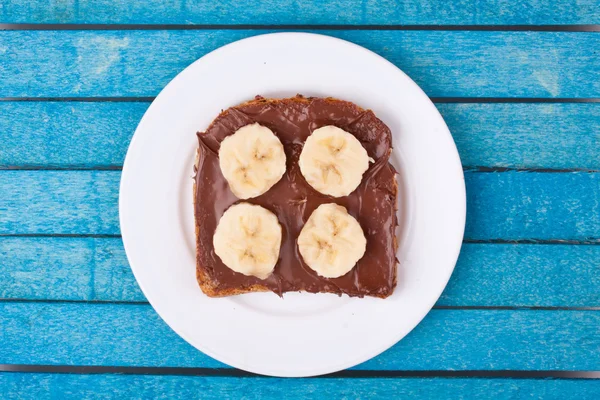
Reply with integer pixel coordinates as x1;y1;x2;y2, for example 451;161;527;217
299;125;370;197
213;203;282;280
219;123;286;199
297;203;367;278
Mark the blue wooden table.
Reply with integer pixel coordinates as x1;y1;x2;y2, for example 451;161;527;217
1;1;600;398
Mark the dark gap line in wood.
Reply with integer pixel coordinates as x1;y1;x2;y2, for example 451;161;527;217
0;299;149;305
0;234;123;238
1;234;599;245
0;364;599;379
463;167;600;173
1;166;598;173
0;97;155;102
430;98;600;103
1;97;600;103
328;370;600;379
1;298;599;311
463;239;600;245
1;24;600;32
433;306;600;311
0;166;123;171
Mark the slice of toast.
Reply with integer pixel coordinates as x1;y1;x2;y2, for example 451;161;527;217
194;95;398;298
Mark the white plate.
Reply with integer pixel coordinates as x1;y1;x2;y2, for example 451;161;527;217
119;32;466;377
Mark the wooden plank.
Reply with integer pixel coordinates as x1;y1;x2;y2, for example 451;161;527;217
2;102;600;169
1;303;598;370
441;243;600;306
1;171;599;239
0;238;140;302
0;171;120;235
1;0;599;25
2;238;599;307
1;30;599;98
0;102;147;168
1;374;599;400
464;171;600;240
437;103;600;169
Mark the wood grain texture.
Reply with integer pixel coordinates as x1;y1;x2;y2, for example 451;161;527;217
1;374;599;400
440;243;600;307
0;102;147;168
438;103;600;169
2;0;600;25
1;30;599;98
1;171;599;239
2;238;599;307
1;303;599;370
0;238;139;302
464;172;600;240
2;102;600;169
0;171;120;235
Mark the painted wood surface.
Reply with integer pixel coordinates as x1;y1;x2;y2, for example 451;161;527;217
2;170;598;239
2;102;600;169
0;102;146;168
2;238;599;307
1;31;599;98
0;171;121;235
0;237;141;303
464;171;600;240
1;303;599;370
1;373;599;400
1;0;599;391
440;243;600;307
2;0;600;25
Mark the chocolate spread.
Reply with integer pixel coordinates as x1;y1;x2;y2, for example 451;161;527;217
194;96;398;297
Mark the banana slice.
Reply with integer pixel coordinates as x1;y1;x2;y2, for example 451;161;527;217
297;203;367;278
213;203;282;279
219;123;286;199
299;125;370;197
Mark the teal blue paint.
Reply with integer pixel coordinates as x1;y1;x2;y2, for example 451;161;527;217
1;374;599;399
1;0;599;25
2;102;600;169
2;238;599;307
437;103;600;169
0;237;98;301
1;303;598;370
442;243;600;307
1;30;599;97
0;102;147;167
1;171;598;239
465;171;600;240
0;171;121;235
0;238;135;301
1;3;598;384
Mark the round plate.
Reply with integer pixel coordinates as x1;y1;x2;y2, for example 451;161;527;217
119;32;466;377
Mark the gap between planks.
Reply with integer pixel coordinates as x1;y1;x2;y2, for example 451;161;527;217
0;364;599;379
0;298;599;310
0;233;600;245
1;24;600;32
1;166;599;172
1;97;600;103
1;234;599;245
